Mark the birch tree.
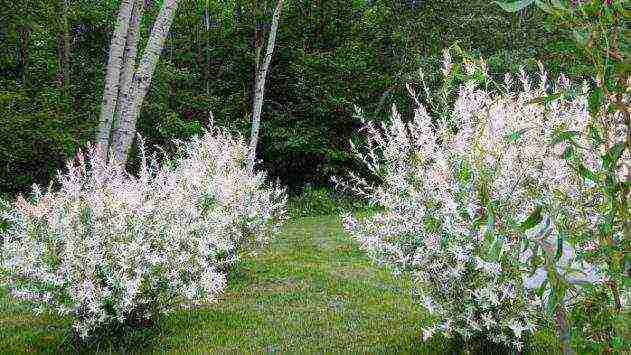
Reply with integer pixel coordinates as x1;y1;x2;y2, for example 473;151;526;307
247;0;284;172
97;0;134;148
114;0;144;129
97;0;180;163
111;0;180;163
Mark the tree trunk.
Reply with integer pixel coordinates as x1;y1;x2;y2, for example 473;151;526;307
58;0;71;95
56;33;65;88
112;0;180;163
204;0;210;31
247;0;284;173
17;25;31;84
253;0;262;73
205;0;210;95
63;0;71;86
97;0;134;149
114;0;145;131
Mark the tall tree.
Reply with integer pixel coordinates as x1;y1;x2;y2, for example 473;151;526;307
97;0;134;148
113;0;144;144
247;0;284;172
97;0;180;163
111;0;180;163
16;25;31;84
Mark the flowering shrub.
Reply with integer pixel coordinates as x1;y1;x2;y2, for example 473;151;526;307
169;128;287;256
334;52;628;350
0;127;286;339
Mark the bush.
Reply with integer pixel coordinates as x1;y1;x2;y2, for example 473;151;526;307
168;128;287;255
335;52;627;350
0;127;286;339
569;286;629;353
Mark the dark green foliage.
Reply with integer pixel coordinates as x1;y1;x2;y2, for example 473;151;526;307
0;0;112;195
0;194;9;236
254;0;549;189
569;286;631;353
0;0;552;196
0;86;90;194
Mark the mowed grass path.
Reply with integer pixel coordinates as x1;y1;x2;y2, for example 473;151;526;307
0;215;558;354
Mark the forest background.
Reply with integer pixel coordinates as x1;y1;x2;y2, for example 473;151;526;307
0;0;611;197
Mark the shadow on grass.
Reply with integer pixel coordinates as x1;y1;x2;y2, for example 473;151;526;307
18;319;168;354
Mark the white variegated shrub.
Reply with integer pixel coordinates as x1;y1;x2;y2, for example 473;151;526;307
0;127;286;339
335;54;627;350
170;128;287;257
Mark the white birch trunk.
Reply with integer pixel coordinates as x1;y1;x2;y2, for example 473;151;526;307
97;0;134;149
114;0;144;128
247;0;284;173
112;0;180;163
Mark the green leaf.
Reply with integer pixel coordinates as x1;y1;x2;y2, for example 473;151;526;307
536;278;548;298
546;287;558;314
562;145;575;160
550;129;581;147
521;206;543;230
602;142;625;171
572;28;591;48
576;163;598;182
587;125;605;145
533;0;553;13
528;92;563;105
588;87;604;117
490;236;504;259
599;221;613;237
554;233;564;261
495;0;536;12
556;283;567;308
506;127;531;143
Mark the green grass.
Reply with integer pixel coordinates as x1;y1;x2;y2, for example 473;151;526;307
0;214;560;353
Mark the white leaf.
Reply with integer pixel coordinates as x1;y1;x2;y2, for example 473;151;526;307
495;0;536;12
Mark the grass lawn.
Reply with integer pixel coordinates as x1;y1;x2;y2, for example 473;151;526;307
0;214;560;354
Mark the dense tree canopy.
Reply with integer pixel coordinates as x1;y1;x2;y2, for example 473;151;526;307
0;0;566;195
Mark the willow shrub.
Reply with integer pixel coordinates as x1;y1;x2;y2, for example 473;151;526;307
0;126;286;339
334;51;628;351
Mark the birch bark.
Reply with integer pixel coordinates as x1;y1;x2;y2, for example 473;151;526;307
247;0;284;173
97;0;134;148
114;0;144;130
112;0;180;163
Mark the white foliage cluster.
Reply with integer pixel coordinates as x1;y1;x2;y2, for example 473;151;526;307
336;58;623;349
0;127;286;339
170;128;287;254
